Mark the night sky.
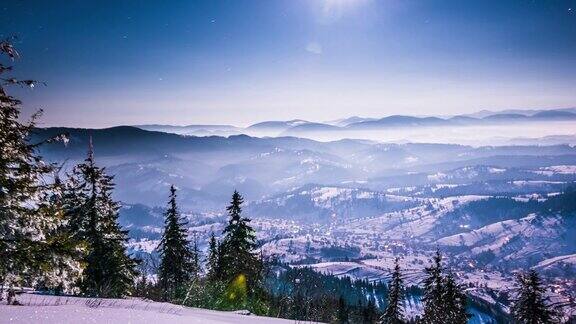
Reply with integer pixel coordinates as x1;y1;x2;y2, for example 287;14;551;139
2;0;576;127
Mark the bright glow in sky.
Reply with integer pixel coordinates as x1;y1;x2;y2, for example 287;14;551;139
2;0;576;127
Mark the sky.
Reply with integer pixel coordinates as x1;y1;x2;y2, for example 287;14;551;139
1;0;576;127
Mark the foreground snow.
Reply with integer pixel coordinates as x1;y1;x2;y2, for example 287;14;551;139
0;293;296;324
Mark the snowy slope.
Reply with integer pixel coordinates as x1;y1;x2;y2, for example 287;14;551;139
246;185;419;223
535;254;576;269
343;195;489;242
533;253;576;276
436;214;574;265
0;293;296;324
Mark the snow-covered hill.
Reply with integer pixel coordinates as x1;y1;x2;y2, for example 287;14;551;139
1;293;294;324
246;185;419;222
534;254;576;276
32;127;576;210
437;214;571;265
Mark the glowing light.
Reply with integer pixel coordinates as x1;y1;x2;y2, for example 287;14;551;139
225;274;247;303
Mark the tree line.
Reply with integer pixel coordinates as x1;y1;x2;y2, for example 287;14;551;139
0;39;564;323
137;186;469;323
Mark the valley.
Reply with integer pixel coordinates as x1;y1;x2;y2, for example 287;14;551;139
31;125;576;321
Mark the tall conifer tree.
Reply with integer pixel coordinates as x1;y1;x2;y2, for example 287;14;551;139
421;250;445;323
157;185;194;301
443;272;470;324
511;270;556;324
0;39;76;295
218;190;261;295
206;232;220;281
421;250;470;324
64;142;138;298
34;175;83;294
191;235;201;280
182;234;203;306
381;258;405;324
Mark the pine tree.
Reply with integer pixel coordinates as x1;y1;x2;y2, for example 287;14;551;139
218;190;261;297
420;250;471;324
206;232;220;281
64;143;138;298
191;235;201;280
182;234;203;307
443;272;470;324
157;185;194;301
381;258;405;324
421;250;446;324
511;270;556;324
33;175;83;294
0;39;76;296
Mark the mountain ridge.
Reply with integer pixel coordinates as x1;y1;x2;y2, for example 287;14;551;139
122;109;576;139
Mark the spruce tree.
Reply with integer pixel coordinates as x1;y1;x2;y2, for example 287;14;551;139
33;175;83;294
206;232;220;281
420;250;470;324
191;236;201;280
421;250;446;324
381;258;405;324
64;143;138;298
443;272;470;324
182;235;203;306
0;39;76;295
511;270;556;324
218;190;261;296
157;185;194;301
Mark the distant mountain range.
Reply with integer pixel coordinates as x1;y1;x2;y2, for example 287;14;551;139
133;108;576;138
462;107;576;118
31;126;576;211
136;124;242;136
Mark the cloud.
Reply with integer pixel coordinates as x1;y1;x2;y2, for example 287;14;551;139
306;42;323;55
